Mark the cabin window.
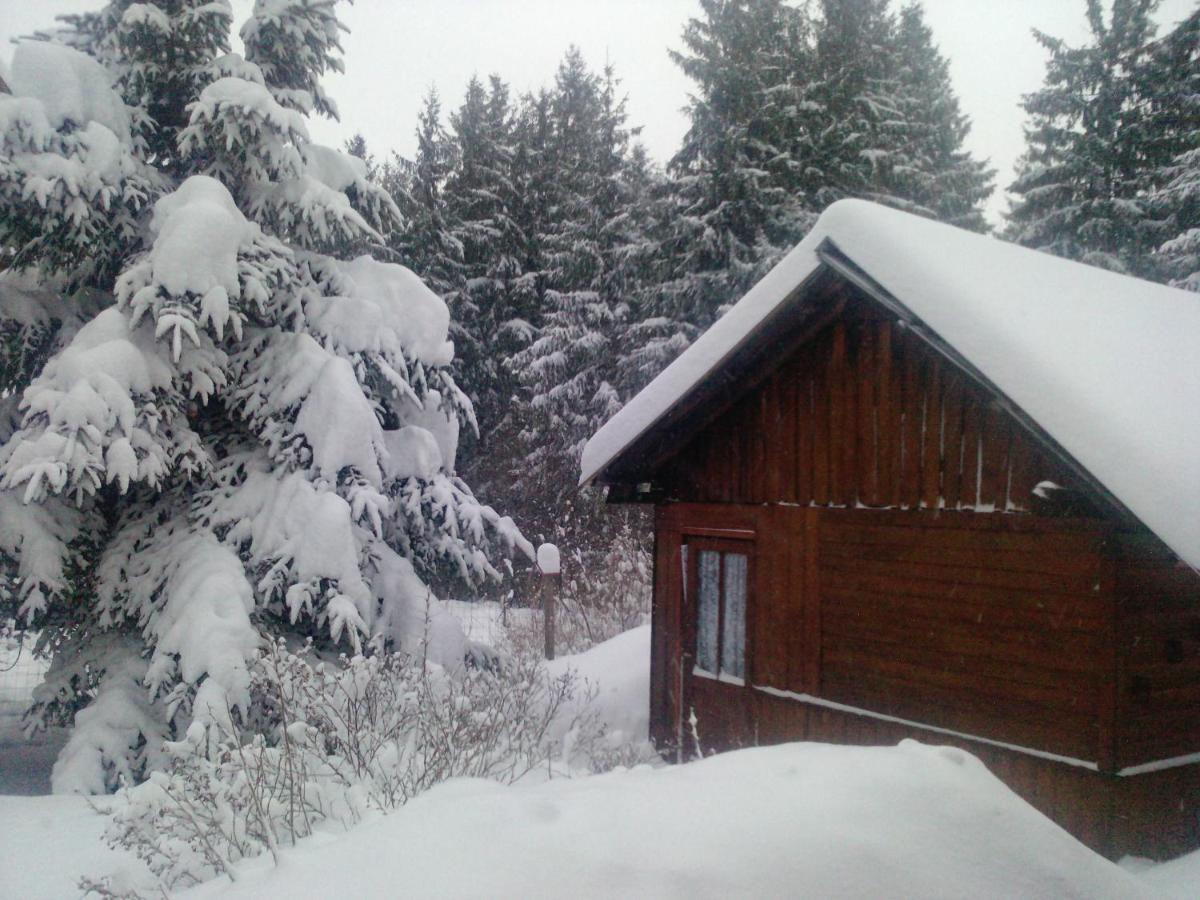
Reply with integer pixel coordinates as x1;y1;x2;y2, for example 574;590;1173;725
694;547;748;683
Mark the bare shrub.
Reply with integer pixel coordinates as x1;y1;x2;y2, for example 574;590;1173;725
92;639;594;893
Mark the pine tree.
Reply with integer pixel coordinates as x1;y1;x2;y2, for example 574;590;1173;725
617;0;818;394
391;90;468;333
510;53;643;532
795;0;994;225
0;0;528;794
661;0;816;331
803;0;899;207
875;2;994;229
1006;0;1162;275
1145;9;1200;290
443;75;529;471
631;0;992;393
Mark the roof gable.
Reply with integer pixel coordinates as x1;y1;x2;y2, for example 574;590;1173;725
581;199;1200;568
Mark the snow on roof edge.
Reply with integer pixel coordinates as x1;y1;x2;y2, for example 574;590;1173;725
582;199;1200;570
578;238;826;487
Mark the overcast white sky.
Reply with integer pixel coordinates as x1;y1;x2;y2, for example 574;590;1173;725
2;0;1196;224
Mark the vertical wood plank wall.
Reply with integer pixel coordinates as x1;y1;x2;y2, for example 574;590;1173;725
660;303;1082;510
665;505;1114;764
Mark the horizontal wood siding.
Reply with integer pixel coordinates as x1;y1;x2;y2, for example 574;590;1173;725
661;301;1084;511
816;509;1109;761
1113;531;1200;767
653;504;1200;858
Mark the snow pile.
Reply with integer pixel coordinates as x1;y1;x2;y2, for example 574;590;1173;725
148;175;253;298
400;389;460;472
304;143;368;192
2;626;1193;898
122;2;172;32
307;255;454;366
6;41;131;142
1138;850;1200;899
537;542;561;575
180;738;1150;899
369;546;474;665
0;794;150;900
2;308;194;505
581;199;1200;569
546;625;650;752
194;76;309;143
49;637;167;795
380;425;442;481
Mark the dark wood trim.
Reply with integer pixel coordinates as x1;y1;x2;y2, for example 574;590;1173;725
594;272;849;486
679;526;756;540
802;506;821;693
1098;541;1120;773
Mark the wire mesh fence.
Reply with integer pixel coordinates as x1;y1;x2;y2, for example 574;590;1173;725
0;629;48;718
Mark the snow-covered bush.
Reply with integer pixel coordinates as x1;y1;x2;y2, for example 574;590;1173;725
0;0;531;792
95;636;596;892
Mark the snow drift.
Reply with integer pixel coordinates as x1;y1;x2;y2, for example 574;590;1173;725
183;738;1151;899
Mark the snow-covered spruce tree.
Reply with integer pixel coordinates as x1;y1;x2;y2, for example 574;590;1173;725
867;2;994;230
1006;0;1163;275
801;0;900;210
442;75;532;483
1145;8;1200;291
650;0;817;345
388;90;471;375
511;55;635;525
629;0;993;392
0;1;529;794
793;0;993;226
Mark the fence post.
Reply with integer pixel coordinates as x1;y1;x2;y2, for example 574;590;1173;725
536;543;560;660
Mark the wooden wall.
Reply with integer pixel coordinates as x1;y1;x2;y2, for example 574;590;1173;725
657;504;1115;764
1115;532;1200;768
660;300;1084;511
816;509;1110;762
640;282;1200;858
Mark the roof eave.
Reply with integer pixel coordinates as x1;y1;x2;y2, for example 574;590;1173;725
582;260;841;488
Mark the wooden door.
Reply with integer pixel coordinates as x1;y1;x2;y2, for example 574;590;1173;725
681;534;755;755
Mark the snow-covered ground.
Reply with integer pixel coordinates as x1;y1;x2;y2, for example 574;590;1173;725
174;739;1172;900
0;631;65;796
2;622;1200;898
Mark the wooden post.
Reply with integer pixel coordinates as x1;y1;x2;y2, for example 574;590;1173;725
537;543;560;660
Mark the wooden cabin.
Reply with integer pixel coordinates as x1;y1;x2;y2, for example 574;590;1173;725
580;200;1200;860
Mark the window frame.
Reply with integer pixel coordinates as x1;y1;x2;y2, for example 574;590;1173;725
684;535;754;687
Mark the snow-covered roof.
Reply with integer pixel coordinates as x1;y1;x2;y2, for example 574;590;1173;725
581;199;1200;569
